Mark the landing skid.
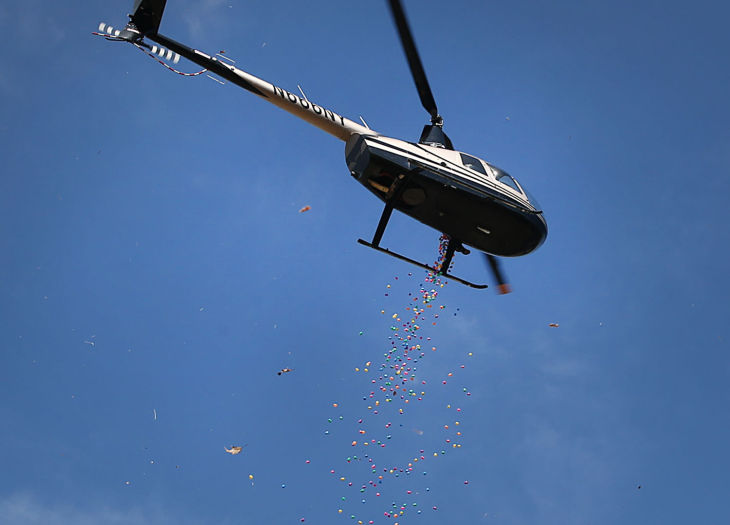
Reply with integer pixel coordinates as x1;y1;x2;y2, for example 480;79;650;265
357;239;488;289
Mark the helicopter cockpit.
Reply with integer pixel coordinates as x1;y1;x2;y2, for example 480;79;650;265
457;152;541;211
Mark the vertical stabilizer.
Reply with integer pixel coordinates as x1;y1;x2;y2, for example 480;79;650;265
130;0;167;35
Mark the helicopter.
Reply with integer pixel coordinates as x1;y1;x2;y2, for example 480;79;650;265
95;0;547;292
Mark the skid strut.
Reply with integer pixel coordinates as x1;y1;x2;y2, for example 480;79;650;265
357;174;487;289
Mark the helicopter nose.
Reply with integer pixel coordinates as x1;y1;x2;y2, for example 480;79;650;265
534;213;548;249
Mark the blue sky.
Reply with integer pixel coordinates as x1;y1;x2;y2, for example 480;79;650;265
1;0;729;523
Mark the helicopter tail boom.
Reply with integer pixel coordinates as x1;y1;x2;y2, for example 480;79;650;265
95;1;372;142
150;32;371;141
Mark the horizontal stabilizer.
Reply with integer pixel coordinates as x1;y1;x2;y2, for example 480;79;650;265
130;0;167;35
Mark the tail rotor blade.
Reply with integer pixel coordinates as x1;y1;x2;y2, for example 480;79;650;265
96;22;120;37
148;44;181;64
94;21;140;43
387;0;442;125
485;254;511;294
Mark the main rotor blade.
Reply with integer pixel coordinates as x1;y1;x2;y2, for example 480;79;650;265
388;0;441;125
485;254;512;294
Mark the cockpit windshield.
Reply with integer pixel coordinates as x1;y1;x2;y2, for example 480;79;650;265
496;171;521;193
454;153;542;211
489;164;542;210
490;165;522;193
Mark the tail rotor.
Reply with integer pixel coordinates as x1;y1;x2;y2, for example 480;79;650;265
148;43;180;64
93;22;124;40
93;20;198;75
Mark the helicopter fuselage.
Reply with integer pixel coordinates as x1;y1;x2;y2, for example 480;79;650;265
345;134;546;257
97;0;547;291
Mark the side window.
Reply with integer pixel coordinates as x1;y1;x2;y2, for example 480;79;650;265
460;153;487;175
